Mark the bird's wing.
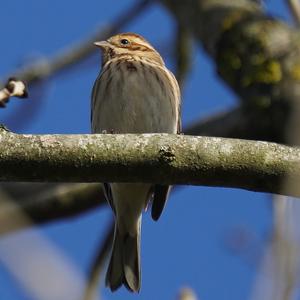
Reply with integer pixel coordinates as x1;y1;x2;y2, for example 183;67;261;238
151;71;181;221
151;185;172;221
176;90;182;134
103;183;115;214
91;72;102;125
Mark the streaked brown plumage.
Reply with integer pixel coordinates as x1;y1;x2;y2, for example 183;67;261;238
91;33;181;292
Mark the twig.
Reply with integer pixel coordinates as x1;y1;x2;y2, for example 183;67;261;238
250;196;300;300
0;78;27;107
83;221;114;300
0;183;105;235
286;0;300;26
271;195;299;300
175;22;192;87
0;189;86;300
2;0;151;87
0;0;150;131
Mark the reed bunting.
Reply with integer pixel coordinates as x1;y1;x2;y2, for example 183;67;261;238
91;32;181;292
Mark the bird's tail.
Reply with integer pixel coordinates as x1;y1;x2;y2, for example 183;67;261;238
105;219;141;292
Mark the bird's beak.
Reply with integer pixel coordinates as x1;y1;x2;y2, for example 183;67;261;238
94;41;110;49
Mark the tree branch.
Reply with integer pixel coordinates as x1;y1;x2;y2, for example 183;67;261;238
2;0;150;87
286;0;300;26
0;106;255;233
0;129;300;197
184;105;284;142
160;0;300;142
0;79;28;107
83;220;114;300
0;183;105;234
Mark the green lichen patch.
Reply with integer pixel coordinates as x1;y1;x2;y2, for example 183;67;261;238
241;60;282;87
289;62;300;80
221;10;250;32
217;17;282;98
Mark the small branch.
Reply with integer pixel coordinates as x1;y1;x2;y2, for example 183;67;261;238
0;131;299;197
2;0;150;87
0;78;27;107
83;221;114;300
0;183;105;235
286;0;300;26
175;22;192;87
0;189;86;299
271;196;299;300
185;106;274;141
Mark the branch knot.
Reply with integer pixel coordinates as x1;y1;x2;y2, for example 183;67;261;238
158;145;176;163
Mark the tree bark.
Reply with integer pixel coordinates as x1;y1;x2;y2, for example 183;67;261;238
0;128;300;197
160;0;300;143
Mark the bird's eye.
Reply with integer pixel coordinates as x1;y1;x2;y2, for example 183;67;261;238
120;39;129;45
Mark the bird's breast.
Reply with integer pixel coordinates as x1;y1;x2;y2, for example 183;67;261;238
92;60;178;134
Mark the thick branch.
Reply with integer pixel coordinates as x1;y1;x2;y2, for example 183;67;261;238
0;106;270;234
0;129;300;197
160;0;300;142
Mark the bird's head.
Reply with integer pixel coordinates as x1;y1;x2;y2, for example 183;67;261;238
94;33;164;66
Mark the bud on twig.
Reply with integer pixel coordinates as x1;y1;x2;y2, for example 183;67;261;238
0;78;28;108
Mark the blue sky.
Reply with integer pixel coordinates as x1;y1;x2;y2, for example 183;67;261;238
0;1;291;299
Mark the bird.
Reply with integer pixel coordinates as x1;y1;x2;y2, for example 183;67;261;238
91;32;181;292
